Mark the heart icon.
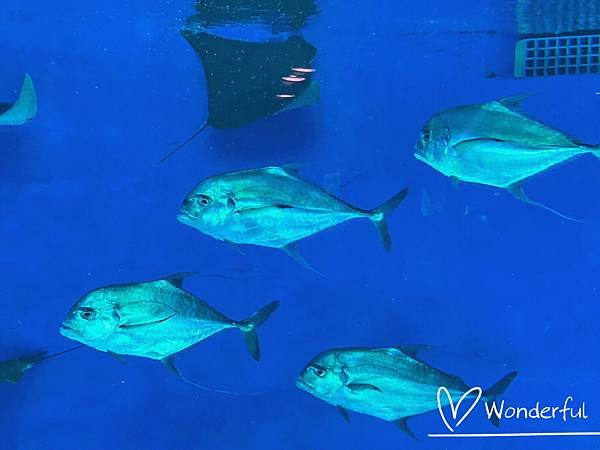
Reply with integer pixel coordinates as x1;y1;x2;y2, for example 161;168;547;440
437;386;483;432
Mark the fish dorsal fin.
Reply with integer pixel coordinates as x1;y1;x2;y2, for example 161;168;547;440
387;344;433;359
495;94;531;112
164;272;197;289
280;163;305;177
262;166;300;178
483;95;582;147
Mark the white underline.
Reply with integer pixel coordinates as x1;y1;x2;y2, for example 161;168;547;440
428;432;600;438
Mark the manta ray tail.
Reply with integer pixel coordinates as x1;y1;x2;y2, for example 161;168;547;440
368;187;410;252
238;301;279;361
157;122;209;164
483;371;518;427
507;184;581;223
33;345;84;363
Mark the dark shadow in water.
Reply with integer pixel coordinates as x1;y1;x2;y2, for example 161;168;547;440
182;31;317;130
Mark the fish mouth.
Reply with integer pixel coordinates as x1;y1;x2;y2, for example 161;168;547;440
176;212;194;223
59;324;78;338
296;377;312;391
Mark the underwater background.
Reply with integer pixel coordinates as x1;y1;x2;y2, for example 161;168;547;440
1;0;600;449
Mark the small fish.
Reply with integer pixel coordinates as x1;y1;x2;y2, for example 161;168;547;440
282;76;306;82
0;347;81;383
291;67;316;73
297;346;517;438
59;273;278;371
276;94;296;99
177;166;409;268
415;95;600;221
0;74;37;126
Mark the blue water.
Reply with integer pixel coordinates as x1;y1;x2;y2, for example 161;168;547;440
1;1;600;449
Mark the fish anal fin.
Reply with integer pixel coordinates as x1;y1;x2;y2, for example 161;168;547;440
224;239;246;255
161;355;180;376
395;418;418;440
107;351;127;364
507;184;581;222
282;242;323;275
337;405;351;423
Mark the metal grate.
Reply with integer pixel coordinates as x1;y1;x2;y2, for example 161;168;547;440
515;34;600;77
517;0;600;36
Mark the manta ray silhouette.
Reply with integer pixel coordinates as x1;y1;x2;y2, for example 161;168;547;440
159;32;317;163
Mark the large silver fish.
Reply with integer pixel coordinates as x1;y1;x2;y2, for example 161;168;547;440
414;96;600;220
0;74;37;126
297;346;517;438
177;166;409;267
60;273;279;370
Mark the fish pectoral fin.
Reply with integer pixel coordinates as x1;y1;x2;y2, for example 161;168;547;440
118;301;177;328
507;184;581;222
346;383;383;393
106;351;127;365
337;405;351;423
395;418;418;440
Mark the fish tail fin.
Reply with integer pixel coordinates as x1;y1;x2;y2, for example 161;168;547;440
238;301;279;361
368;187;410;253
0;73;37;125
157;122;209;164
593;147;600;161
483;371;518;427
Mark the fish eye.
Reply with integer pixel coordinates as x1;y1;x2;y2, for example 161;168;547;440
79;308;96;320
421;128;431;143
197;194;211;207
311;366;326;377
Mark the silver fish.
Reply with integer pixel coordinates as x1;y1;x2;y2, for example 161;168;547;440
415;95;600;220
297;346;517;438
60;273;279;370
177;166;409;268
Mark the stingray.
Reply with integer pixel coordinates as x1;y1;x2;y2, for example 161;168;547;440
0;346;81;384
0;74;37;126
189;0;318;31
159;32;318;163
